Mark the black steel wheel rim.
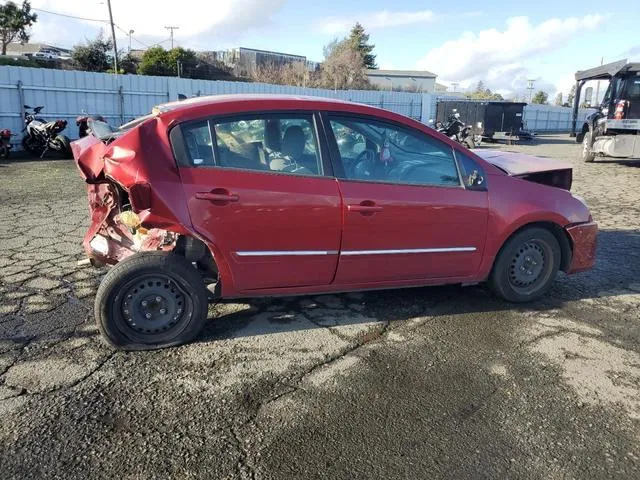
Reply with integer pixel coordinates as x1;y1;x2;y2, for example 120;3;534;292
508;240;552;294
117;273;193;337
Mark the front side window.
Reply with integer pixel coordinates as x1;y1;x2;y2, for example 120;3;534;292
328;116;460;187
181;114;322;176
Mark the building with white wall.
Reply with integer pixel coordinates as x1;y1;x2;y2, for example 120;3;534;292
366;69;437;93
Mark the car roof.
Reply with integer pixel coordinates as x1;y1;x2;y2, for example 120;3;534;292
153;94;358;115
150;93;423;132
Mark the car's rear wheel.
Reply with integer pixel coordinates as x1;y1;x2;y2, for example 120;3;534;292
582;131;595;163
95;252;209;350
489;227;561;302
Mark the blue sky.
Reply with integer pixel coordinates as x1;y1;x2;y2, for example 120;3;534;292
15;0;640;99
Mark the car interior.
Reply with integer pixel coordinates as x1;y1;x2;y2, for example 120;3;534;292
181;115;461;187
330;118;461;187
183;118;321;175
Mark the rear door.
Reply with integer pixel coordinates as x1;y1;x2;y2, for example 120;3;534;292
175;111;342;292
324;114;489;285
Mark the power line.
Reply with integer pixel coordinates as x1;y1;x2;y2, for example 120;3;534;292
29;6;109;24
114;24;150;49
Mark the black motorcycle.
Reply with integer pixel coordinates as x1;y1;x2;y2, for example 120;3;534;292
21;105;71;158
434;110;477;149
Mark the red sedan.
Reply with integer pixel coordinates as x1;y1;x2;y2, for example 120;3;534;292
72;95;597;350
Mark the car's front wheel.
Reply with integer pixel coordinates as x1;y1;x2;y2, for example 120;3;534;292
489;227;561;302
95;252;209;350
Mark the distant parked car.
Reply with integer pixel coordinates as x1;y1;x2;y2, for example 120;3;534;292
72;95;597;350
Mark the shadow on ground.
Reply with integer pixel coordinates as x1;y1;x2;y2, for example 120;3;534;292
194;228;639;344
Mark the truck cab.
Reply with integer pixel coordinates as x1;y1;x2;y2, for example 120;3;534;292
572;60;640;162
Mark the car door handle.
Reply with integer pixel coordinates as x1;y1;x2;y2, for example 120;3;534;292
348;201;383;214
195;189;239;203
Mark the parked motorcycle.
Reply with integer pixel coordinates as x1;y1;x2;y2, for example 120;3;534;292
76;114;106;138
21;105;71;158
433;110;478;149
0;128;13;159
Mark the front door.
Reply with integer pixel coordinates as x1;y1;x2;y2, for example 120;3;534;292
325;114;489;285
177;112;341;292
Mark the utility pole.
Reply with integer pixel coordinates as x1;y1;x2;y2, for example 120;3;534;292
165;26;179;49
128;29;134;52
527;79;535;103
595;56;603;105
106;0;119;74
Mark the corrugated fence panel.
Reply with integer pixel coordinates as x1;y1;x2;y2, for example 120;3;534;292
2;65;596;151
522;104;593;132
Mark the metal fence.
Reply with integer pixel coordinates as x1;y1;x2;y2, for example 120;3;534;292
0;66;422;148
0;65;590;150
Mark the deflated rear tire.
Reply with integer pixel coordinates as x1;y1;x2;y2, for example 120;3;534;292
95;252;209;351
489;227;561;303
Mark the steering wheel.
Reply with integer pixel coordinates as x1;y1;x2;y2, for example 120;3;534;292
349;149;377;178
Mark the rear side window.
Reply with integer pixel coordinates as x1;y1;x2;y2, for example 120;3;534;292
180;114;323;176
182;121;214;165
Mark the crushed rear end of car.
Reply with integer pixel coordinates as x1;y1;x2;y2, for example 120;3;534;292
72;117;203;268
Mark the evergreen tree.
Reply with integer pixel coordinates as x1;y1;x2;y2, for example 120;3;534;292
348;22;377;69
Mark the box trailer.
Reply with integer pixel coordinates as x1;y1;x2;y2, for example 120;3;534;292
436;101;529;141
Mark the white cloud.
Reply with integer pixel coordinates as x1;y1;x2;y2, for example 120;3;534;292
28;0;286;48
416;14;605;93
318;9;436;35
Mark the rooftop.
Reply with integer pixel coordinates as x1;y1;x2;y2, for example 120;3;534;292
366;69;437;79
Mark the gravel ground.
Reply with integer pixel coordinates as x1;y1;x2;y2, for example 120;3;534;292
1;135;639;479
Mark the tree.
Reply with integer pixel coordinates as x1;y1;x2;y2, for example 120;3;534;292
0;1;37;55
138;46;173;76
320;38;370;90
566;84;576;107
531;90;549;104
252;61;312;87
347;22;377;69
119;53;139;74
466;81;504;101
554;92;563;106
138;47;237;80
72;33;113;72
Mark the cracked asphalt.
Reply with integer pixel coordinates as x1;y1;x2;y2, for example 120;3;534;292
1;135;640;479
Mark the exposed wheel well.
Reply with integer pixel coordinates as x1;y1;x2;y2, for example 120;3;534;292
173;235;218;279
500;222;572;273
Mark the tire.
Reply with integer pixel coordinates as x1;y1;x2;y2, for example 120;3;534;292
54;134;71;158
581;131;595;163
21;135;44;156
94;252;209;350
463;137;475;149
489;227;561;303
